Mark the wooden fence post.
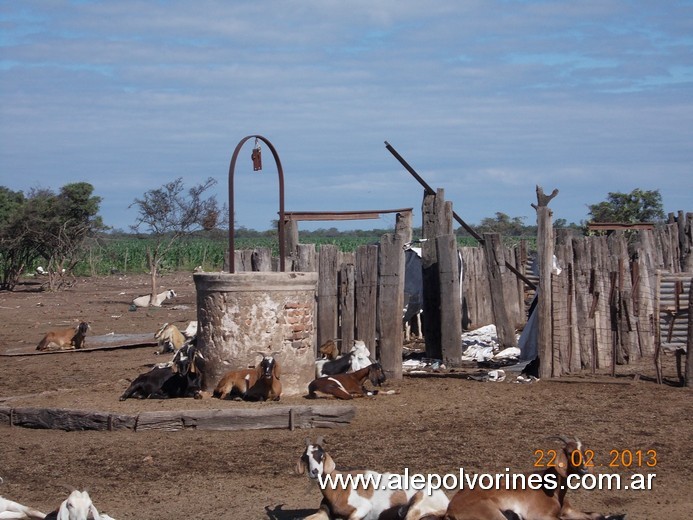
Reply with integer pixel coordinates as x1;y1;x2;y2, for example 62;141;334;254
317;245;339;350
378;230;405;380
355;245;379;357
339;264;355;354
532;186;558;379
483;232;517;350
437;233;463;364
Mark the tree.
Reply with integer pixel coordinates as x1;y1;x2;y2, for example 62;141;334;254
476;212;527;236
0;183;103;290
130;177;223;305
587;188;665;223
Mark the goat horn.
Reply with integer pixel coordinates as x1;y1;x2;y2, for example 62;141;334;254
315;435;325;446
305;437;312;447
553;435;572;444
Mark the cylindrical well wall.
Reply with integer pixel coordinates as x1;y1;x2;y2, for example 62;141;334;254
194;271;318;397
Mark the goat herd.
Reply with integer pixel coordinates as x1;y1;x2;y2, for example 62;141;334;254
6;315;628;520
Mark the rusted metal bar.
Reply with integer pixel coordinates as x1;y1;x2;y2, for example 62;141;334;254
284;208;412;222
385;141;483;242
228;135;286;273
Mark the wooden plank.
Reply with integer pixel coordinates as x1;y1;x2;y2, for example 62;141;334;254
0;405;355;432
535;206;554;378
0;407;136;431
339;263;355;353
317;245;339;348
378;232;405;379
483;233;517;350
355;245;378;356
437;234;462;364
284;209;413;221
251;247;273;272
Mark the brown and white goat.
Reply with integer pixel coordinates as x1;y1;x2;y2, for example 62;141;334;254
444;436;626;520
36;322;89;351
297;437;449;520
307;362;386;400
213;353;282;401
154;322;186;354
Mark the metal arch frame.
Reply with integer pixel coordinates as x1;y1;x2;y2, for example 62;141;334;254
228;135;286;273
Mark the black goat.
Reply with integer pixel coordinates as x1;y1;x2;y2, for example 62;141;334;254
120;342;205;400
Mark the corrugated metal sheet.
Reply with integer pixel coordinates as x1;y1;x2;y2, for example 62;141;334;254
656;272;691;353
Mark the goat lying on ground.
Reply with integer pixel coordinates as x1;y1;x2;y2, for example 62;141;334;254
213;353;282;401
36;322;89;351
308;362;386;400
130;289;176;308
297;437;449;520
44;490;100;520
444;436;626;520
154;322;186;354
0;495;46;519
119;342;204;400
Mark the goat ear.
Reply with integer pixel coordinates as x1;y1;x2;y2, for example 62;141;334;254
89;504;100;520
295;457;306;475
324;453;336;474
273;360;281;380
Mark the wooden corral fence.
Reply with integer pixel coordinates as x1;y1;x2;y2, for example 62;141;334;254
229;197;691;382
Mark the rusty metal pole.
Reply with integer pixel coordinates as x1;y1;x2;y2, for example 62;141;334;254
228;135;286;273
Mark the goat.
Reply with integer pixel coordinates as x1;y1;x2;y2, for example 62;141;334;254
182;320;198;339
244;353;282;401
130;289;176;308
153;322;185;354
297;437;449;520
308;362;386;400
44;490;100;520
119;342;204;400
400;490;451;520
213;353;282;401
0;496;46;519
315;340;374;378
348;340;374;372
213;367;258;400
36;322;89;351
318;339;340;360
443;436;626;520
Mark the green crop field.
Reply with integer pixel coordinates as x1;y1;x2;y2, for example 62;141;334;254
69;234;530;276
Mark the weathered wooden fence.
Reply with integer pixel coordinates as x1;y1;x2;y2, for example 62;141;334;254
230;205;691;381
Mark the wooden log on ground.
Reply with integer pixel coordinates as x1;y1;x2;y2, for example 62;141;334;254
0;407;136;431
0;405;356;432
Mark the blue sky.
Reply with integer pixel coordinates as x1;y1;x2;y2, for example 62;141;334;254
1;1;691;233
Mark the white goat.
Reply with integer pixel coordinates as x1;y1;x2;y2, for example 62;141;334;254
131;289;176;308
45;491;100;520
0;496;46;519
182;320;198;339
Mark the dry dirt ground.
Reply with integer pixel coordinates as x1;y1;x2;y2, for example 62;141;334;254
1;272;691;520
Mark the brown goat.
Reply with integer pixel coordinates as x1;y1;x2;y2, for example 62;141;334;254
317;339;340;360
444;436;626;520
307;362;386;400
213;367;258;400
213;354;282;401
36;322;89;351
